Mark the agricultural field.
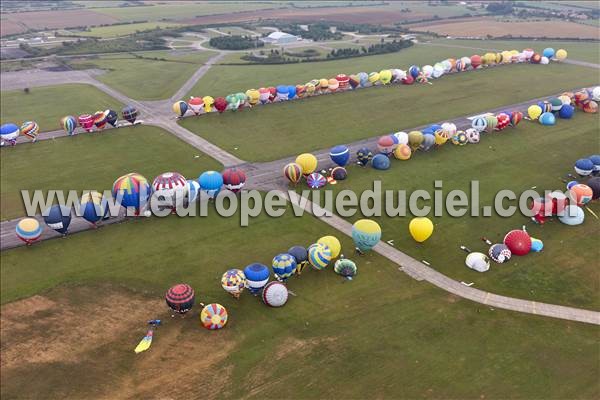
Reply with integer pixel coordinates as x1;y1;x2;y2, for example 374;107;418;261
322;113;600;310
426;38;600;64
0;125;221;220
0;84;122;135
71;22;184;38
0;9;118;34
181;63;598;161
408;17;600;39
1;206;598;399
67;50;217;100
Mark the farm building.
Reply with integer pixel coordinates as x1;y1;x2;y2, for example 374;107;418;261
262;31;299;44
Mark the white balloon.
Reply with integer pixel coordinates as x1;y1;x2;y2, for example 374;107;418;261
422;65;433;78
540;56;550;65
394;131;409;145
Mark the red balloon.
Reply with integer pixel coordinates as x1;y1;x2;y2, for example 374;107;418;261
268;87;277;102
503;230;532;256
214;97;228;113
222;167;247;193
402;75;414;85
470;55;482;69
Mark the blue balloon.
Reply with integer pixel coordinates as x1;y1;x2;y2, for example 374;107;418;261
589;155;600;174
409;65;420;78
428;124;442;132
372;154;391;170
243;263;270;295
566;180;578;190
574;158;594;176
272;253;296;280
329;145;350;167
356;147;373;166
542;48;555;58
43;205;72;234
198;171;223;198
558;104;574;119
276;85;288;97
80;195;108;224
539;112;556;125
389;134;399;145
422;127;435;136
357;72;369;87
287;85;297;99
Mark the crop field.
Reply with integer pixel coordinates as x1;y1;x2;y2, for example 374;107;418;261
181;63;598;161
0;9;118;33
409;17;600;39
1;205;599;399
72;22;184;38
322;114;600;309
0;84;122;135
426;38;600;64
67;50;217;100
0;125;221;220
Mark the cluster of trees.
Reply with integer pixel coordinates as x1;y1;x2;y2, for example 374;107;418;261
327;39;413;60
209;35;264;50
486;2;514;14
284;48;320;58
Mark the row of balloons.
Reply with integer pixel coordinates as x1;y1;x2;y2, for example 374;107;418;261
171;47;567;118
14;167;247;245
0;106;139;146
282;87;597;188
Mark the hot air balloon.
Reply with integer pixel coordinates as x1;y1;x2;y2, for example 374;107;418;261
185;180;200;204
200;303;228;330
318;235;341;258
222;167;246;193
590;155;600;175
569;183;593;205
559;104;574;119
356;147;373;166
539;112;556;125
243;263;270;295
470;55;482;69
327;78;339;92
1;123;20;146
471;116;487;132
334;259;357;277
394;131;409;145
357;72;369;87
330;145;350;167
408;65;420;78
503;230;531;256
409;217;433;243
401;75;414;85
574;158;594;176
420;133;435;151
188;97;204;115
307;172;326;189
276;85;289;101
372;154;390;170
112;173;151;214
78;114;94;132
20;121;39;141
226;94;239;111
262;281;288;307
268;87;277;101
348;75;360;89
368;71;380;85
555;49;567;61
105;109;118;127
496;113;510;130
259;88;270;104
331;166;347;181
287;245;308;275
246;89;260;105
296;153;317;175
392;68;407;82
583;101;598;113
452;131;468;146
166;283;195;314
80;191;107;225
510;111;523;127
352;219;381;253
61;115;77;136
43;205;71;235
221;269;246;298
394;144;411;160
408;131;424;151
558;205;585;226
465;252;490;272
152;172;187;210
530;238;543;252
214;97;228;113
530;53;541;64
93;110;107;130
202;96;214;113
484;115;498;131
305;82;316;96
284;162;303;185
16;218;42;245
122;105;138;125
379;69;392;85
488;243;512;263
542;48;555;58
308;243;332;270
295;85;306;98
465;128;480;144
421;65;433;78
272;253;297;281
586;177;600;199
527;105;542;120
198;171;223;199
336;74;349;90
377;135;395;156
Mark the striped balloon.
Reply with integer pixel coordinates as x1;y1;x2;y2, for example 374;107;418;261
308;243;332;270
16;218;42;244
20;121;39;141
471;116;487;132
284;162;302;185
78;114;94;132
93;110;107;130
172;100;188;117
61;115;77;136
200;303;228;330
272;253;296;281
307;173;326;189
510;111;523;127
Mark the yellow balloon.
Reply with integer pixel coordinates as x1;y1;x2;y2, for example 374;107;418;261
202;96;214;113
393;144;411;160
527;105;542;120
555;49;567;61
295;153;317;175
319;78;329;89
409;217;434;243
246;89;260;105
434;130;448;146
501;50;512;63
495;52;503;64
408;131;424;151
318;235;341;258
379;69;392;84
368;71;380;84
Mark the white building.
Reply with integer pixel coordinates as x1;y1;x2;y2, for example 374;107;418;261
262;31;299;44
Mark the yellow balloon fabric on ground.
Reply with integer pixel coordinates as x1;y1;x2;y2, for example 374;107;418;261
295;153;317;175
528;105;542;120
318;235;341;258
409;217;434;243
555;49;567;61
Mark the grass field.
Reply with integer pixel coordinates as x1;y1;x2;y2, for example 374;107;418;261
318;113;600;310
67;50;217;100
0;84;122;135
72;22;184;38
0;126;221;220
1;206;598;399
181;63;598;161
427;38;600;64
